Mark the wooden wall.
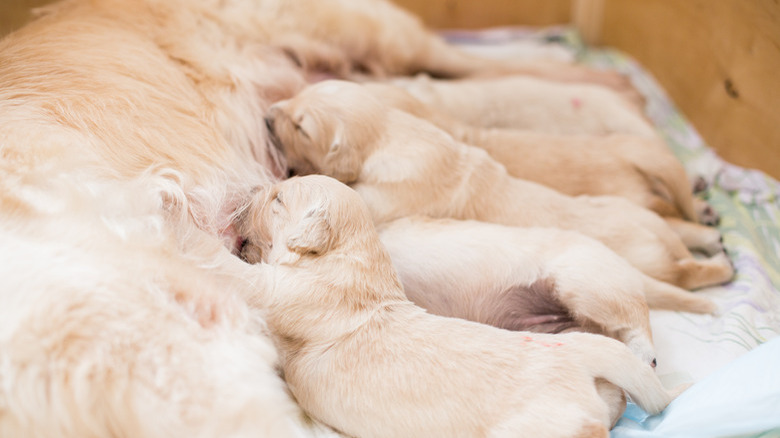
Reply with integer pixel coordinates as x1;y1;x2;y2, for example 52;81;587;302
577;0;780;180
391;0;571;28
397;0;780;180
0;0;54;37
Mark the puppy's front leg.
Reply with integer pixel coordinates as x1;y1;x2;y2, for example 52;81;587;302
210;249;278;310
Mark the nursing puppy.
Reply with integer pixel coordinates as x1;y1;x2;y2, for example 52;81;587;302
265;80;734;290
378;216;717;348
0;162;340;438
389;73;656;136
363;82;719;227
238;175;680;438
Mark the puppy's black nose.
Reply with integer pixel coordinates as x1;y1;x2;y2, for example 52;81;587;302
264;115;275;135
651;358;657;369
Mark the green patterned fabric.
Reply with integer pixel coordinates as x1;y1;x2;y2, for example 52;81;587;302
577;35;780;379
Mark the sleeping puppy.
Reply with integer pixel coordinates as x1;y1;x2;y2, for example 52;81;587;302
378;216;717;344
389;73;656;136
362;82;720;228
0;162;340;438
238;174;681;438
265;80;734;290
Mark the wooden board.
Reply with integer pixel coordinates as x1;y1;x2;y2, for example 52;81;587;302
390;0;572;29
582;0;780;179
0;0;54;37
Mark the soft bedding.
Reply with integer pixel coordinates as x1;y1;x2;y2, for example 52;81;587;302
443;27;780;437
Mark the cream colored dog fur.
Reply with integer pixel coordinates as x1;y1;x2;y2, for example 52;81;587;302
378;216;716;359
0;158;340;437
265;80;734;290
390;73;656;136
238;174;680;438
362;82;720;227
0;0;649;434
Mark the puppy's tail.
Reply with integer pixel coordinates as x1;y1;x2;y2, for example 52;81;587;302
624;139;699;222
570;334;676;415
642;276;717;314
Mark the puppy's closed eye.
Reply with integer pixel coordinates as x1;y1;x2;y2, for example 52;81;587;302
293;113;316;141
294;122;310;140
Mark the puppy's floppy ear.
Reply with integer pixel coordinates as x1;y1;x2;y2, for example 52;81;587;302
327;121;346;157
324;123;362;183
286;201;332;255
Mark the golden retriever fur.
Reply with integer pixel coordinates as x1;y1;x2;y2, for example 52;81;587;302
0;0;730;434
265;80;734;290
237;175;680;438
361;82;720;226
377;216;717;355
0;158;339;437
0;0;639;242
1;0;649;434
389;73;657;136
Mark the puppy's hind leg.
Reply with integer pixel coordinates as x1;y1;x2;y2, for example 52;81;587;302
641;276;717;313
547;245;656;365
674;252;734;290
690;177;720;225
664;218;724;256
694;197;721;226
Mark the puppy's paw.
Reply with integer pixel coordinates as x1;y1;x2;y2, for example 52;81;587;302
695;198;720;226
692;175;709;194
709;251;736;283
623;332;657;368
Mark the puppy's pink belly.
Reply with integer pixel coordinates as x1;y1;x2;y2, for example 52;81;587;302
478;280;580;334
498;312;579;334
520;314;570;327
521;317;581;335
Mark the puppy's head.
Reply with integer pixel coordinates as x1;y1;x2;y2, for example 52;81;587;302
265;80;383;183
239;175;373;265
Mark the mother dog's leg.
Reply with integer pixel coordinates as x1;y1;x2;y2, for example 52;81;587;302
278;0;637;94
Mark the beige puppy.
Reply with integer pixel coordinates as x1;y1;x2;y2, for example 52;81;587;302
238;175;680;438
265;80;733;290
390;73;656;136
0;162;340;438
378;216;716;358
363;82;720;228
